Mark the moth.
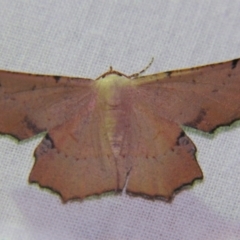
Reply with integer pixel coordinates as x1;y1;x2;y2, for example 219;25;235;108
0;58;240;202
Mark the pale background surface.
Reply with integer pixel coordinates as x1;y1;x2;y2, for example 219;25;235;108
0;1;240;239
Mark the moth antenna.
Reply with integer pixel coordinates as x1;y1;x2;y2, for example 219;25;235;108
129;57;154;78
